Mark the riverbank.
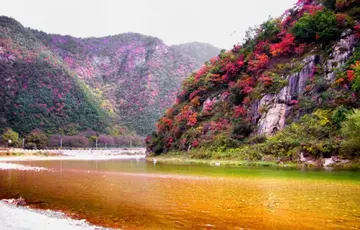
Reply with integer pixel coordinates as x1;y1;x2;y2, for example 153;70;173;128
0;148;146;162
0;155;145;162
148;153;360;169
0;200;111;230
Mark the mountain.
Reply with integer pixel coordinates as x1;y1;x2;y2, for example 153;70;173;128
0;17;108;135
172;42;223;67
147;0;360;160
0;17;220;135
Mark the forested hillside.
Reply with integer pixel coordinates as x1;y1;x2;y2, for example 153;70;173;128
0;17;108;135
0;17;220;136
147;0;360;161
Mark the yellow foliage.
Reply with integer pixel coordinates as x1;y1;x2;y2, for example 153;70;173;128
313;109;331;126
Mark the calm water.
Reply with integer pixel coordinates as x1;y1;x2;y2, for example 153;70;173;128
0;159;360;229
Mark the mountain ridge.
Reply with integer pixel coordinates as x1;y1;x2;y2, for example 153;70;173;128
0;16;221;136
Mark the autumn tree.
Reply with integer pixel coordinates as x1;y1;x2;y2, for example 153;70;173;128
2;128;19;147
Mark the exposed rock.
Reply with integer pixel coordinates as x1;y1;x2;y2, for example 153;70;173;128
256;55;319;135
258;103;289;135
323;156;351;167
250;99;260;124
326;34;358;82
260;94;275;107
257;32;359;136
323;158;335;167
299;152;309;163
297;55;317;94
4;197;27;207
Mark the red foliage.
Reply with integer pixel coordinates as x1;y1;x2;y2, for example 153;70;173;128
187;113;198;127
232;44;241;53
270;33;295;57
336;13;347;27
180;138;187;146
281;15;293;27
255;41;270;54
166;137;173;147
295;43;307;55
209;56;219;65
203;99;215;113
290;100;299;105
191;139;199;147
189;89;201;100
157;117;173;132
165;108;175;118
209;119;230;132
259;75;273;86
144;136;151;143
236;75;254;94
354;24;360;38
221;91;230;100
222;74;229;82
347;70;355;82
301;5;323;15
248;54;270;72
243;96;251;105
233;106;247;118
195;65;210;81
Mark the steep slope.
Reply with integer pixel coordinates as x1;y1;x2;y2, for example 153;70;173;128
0;17;108;135
31;31;219;136
147;0;360;160
172;42;222;67
0;17;220;136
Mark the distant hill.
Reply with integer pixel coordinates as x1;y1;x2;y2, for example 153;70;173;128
172;42;222;67
0;16;220;135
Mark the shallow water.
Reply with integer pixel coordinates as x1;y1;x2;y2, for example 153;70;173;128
0;159;359;229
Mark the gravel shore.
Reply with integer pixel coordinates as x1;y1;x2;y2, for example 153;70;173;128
0;201;112;230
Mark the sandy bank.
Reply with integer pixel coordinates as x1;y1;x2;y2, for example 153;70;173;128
0;162;49;171
0;200;112;230
0;155;145;162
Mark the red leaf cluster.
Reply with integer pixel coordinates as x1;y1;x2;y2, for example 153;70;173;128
270;33;295;57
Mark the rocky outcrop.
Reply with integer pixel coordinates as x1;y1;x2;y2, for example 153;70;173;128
258;103;289;135
257;55;318;135
326;32;358;82
257;32;358;136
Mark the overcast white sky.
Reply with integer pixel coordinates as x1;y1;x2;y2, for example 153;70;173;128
0;0;296;49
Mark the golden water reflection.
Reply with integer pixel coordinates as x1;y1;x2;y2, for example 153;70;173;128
0;160;359;229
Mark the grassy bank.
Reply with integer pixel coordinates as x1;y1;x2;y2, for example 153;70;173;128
148;150;360;169
147;150;298;168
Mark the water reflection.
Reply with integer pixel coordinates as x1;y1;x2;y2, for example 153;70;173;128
0;160;359;229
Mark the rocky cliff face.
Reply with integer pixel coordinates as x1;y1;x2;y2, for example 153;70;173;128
256;32;358;136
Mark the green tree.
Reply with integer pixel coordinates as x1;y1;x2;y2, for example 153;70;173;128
25;129;48;149
340;109;360;157
2;128;19;147
322;0;336;10
291;11;340;44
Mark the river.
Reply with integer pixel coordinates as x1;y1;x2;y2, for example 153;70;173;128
0;159;359;229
